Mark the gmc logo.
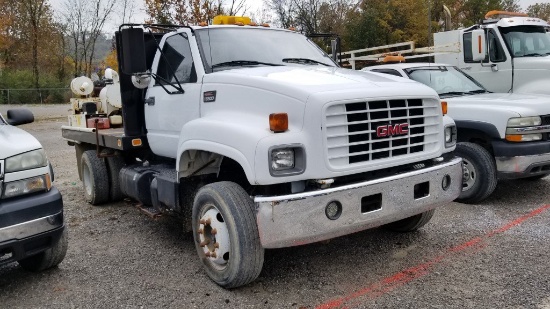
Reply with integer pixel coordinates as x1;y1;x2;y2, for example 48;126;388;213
376;123;409;137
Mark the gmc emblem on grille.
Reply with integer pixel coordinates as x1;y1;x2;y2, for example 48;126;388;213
376;123;409;137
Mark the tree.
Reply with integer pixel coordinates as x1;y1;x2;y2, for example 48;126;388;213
60;0;117;76
527;3;550;21
20;0;48;88
144;0;227;25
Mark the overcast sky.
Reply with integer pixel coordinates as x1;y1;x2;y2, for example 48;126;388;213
49;0;545;34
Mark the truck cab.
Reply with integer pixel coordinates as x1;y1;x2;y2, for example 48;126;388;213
434;11;550;95
62;17;462;288
0;109;67;272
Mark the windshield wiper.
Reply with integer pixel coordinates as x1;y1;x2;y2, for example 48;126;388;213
211;60;282;70
522;53;545;57
465;89;488;94
439;91;466;97
282;58;331;66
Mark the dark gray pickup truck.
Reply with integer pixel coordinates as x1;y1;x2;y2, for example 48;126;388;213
0;109;67;271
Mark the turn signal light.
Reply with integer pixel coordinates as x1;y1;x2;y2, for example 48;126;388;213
269;113;288;133
441;101;448;115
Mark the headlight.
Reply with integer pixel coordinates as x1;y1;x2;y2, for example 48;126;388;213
5;149;47;172
271;148;295;170
2;174;51;199
269;145;306;176
507;117;541;127
444;125;457;148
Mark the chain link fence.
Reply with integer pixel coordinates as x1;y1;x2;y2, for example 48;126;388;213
0;88;71;104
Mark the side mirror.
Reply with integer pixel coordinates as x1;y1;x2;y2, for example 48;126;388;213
471;29;486;62
7;109;34;126
120;28;147;74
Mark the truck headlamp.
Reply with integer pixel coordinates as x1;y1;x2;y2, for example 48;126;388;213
268;145;306;176
444;125;457;148
507;117;541;127
2;174;51;199
271;148;295;170
5;149;47;173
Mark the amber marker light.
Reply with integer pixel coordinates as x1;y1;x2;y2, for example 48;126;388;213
269;113;288;133
132;138;143;146
441;101;448;115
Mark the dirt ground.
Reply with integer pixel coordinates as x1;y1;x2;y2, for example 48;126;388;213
1;105;549;308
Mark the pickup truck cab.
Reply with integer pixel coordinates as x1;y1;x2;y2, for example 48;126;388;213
0;109;67;271
364;63;550;203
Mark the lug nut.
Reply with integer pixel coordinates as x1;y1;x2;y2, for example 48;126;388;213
205;251;211;257
211;228;217;235
205;218;211;225
198;228;203;234
211;252;217;258
199;219;205;225
199;239;210;247
214;242;220;248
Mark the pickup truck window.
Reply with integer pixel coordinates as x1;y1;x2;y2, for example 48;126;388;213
404;66;487;98
499;26;550;57
156;33;197;85
195;28;336;72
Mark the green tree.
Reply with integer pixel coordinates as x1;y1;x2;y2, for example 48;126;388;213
527;3;550;21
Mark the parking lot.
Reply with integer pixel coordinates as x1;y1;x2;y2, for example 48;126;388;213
1;105;550;308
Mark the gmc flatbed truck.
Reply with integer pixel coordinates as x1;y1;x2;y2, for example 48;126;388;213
62;16;462;288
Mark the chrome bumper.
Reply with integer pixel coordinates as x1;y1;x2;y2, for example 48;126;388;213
495;153;550;177
0;212;63;243
254;157;463;248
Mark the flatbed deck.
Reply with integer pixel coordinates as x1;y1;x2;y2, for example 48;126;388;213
61;125;148;151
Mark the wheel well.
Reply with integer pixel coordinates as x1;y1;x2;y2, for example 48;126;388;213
456;128;494;155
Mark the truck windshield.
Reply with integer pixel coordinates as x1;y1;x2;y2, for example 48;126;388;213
499;26;550;57
404;66;487;98
195;28;337;72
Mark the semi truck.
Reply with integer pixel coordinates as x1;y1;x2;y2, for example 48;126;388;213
61;16;462;288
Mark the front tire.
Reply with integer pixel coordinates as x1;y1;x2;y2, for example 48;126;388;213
192;181;264;288
384;210;435;232
454;142;497;204
18;229;68;272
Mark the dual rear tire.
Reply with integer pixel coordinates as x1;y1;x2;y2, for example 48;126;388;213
81;150;125;205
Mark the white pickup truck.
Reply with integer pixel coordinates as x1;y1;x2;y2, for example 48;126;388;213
364;63;550;203
62;16;462;288
1;109;67;271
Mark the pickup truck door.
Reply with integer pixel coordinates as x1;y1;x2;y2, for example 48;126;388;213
145;30;201;158
460;29;513;93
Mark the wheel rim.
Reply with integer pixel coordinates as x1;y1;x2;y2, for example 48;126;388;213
82;163;93;196
462;158;477;191
197;204;230;270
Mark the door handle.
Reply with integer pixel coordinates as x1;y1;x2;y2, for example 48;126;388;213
145;97;155;106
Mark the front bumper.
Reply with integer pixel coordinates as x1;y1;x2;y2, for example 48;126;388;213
495;153;550;179
255;157;463;248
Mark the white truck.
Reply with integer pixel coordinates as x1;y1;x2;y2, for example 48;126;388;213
61;16;462;288
364;63;550;203
434;11;550;95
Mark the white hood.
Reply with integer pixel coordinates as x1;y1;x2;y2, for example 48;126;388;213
203;66;425;103
0;125;43;159
446;92;550;117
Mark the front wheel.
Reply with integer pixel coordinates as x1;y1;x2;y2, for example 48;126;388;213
192;181;264;288
384;209;435;232
454;142;497;204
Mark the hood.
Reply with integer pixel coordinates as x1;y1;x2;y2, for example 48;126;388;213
446;92;550;117
202;66;424;102
513;56;550;70
0;125;43;159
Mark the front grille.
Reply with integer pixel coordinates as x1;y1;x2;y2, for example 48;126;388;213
325;98;440;167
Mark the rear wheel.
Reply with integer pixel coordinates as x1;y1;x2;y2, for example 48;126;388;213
81;150;109;205
454;142;497;204
18;229;68;272
192;181;264;288
384;210;435;232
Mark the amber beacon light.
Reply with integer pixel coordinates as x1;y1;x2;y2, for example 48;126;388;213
269;113;288;132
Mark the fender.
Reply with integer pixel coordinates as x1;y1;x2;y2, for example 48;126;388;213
176;116;272;184
454;120;502;140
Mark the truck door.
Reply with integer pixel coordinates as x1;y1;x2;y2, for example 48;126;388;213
145;31;201;158
460;29;513;93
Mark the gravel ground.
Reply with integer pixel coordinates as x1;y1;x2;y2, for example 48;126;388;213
1;105;549;308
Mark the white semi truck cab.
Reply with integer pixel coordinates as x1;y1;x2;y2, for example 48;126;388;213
62;16;462;288
434;11;550;95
